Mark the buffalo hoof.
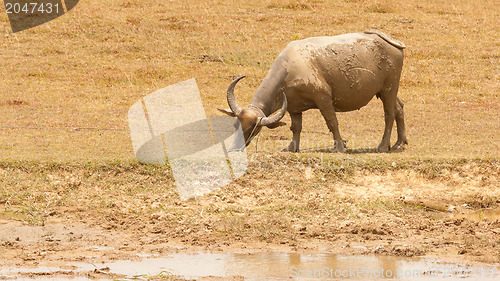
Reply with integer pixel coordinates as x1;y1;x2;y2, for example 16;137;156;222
391;140;408;152
282;147;299;153
333;140;347;153
376;144;390;153
335;146;347;153
282;141;299;152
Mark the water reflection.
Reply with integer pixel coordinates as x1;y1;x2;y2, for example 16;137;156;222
1;252;497;280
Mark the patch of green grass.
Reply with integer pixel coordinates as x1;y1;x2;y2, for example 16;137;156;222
129;270;179;280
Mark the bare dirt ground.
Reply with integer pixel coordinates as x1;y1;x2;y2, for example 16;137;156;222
0;158;498;279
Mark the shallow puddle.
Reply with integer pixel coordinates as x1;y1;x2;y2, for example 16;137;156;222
1;252;498;280
451;209;500;222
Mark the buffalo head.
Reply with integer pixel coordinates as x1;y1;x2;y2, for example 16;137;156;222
218;76;287;150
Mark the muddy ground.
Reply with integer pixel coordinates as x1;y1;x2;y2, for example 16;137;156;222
0;157;499;280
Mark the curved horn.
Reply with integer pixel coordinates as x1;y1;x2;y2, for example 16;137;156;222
260;93;287;126
227;76;245;116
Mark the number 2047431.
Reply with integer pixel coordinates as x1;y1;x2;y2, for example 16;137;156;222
5;2;60;14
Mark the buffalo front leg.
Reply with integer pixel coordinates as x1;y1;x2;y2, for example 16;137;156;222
391;97;408;151
318;104;346;153
283;112;302;152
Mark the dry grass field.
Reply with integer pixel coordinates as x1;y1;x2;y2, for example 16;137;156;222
0;0;499;279
0;0;498;161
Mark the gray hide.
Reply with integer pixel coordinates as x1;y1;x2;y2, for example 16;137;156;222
219;30;407;152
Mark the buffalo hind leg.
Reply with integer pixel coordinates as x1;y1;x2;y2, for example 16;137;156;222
318;103;346;153
283;112;302;152
376;88;397;153
391;97;408;151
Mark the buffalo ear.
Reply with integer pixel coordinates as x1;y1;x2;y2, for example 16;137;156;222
265;121;286;129
217;108;237;117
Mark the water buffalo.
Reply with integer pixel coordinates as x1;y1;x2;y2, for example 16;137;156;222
218;30;407;153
